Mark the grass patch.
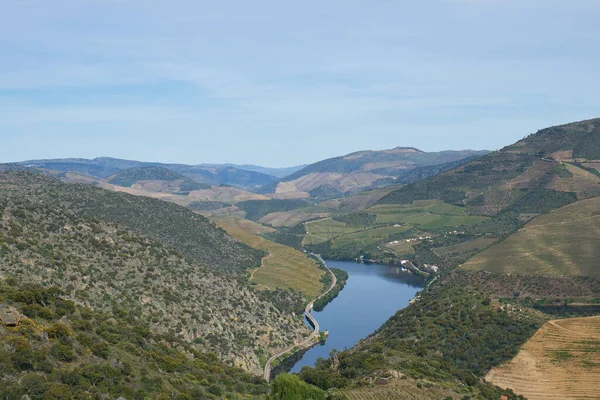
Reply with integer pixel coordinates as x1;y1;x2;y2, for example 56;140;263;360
549;350;574;363
368;201;487;228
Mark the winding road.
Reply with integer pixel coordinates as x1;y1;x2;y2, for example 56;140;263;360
263;254;337;382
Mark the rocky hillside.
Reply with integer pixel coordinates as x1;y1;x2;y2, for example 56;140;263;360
1;171;264;275
0;280;270;398
258;147;488;199
0;171;310;373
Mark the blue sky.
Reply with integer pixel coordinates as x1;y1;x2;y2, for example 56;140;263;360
1;0;599;167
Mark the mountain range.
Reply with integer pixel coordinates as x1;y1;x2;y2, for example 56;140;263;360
256;148;489;199
18;157;283;190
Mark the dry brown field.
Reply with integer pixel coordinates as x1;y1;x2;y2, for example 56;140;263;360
487;316;600;400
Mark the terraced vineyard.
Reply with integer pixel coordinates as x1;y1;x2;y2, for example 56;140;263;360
343;381;461;400
216;219;325;298
461;197;600;276
487;316;600;400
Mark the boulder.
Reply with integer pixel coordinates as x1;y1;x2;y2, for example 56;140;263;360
0;305;22;326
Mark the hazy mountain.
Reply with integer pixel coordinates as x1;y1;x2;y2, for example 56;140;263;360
256;147;489;199
108;166;211;192
199;163;306;178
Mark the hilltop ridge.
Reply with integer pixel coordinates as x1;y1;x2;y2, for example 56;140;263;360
257;147;488;199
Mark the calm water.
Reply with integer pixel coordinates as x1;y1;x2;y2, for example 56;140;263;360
290;260;425;373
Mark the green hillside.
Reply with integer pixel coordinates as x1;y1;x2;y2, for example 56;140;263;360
293;118;599;268
298;286;541;400
461;197;600;276
1;171;263;275
0;173;309;373
236;199;311;222
108;166;210;190
377;118;600;211
0;280;269;399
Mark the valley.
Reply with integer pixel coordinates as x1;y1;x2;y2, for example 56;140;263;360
2;117;600;399
4;2;600;398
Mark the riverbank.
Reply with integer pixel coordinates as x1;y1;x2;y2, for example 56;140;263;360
263;254;337;382
289;260;425;373
313;267;348;312
319;254;434;279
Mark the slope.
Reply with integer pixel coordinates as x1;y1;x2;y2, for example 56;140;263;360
0;171;264;275
0;175;309;373
108;165;210;192
377;118;600;213
486;316;600;400
0;279;270;398
215;218;325;298
461;197;600;276
298;286;542;399
258;148;488;198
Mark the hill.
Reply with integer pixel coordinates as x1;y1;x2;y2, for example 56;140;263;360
19;157;278;190
297;285;542;399
215;218;325;298
461;197;600;276
292;118;600;268
200;163;306;179
0;279;270;398
0;171;310;374
0;171;264;275
377;118;600;213
258;148;488;199
108;166;210;192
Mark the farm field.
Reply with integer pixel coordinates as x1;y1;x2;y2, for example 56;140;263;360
302;200;488;253
318;187;396;212
258;208;330;227
487;316;600;400
433;237;496;257
461;197;600;277
213;215;276;235
216;220;324;297
342;380;462;400
303;218;361;245
332;225;412;249
385;240;417;256
367;201;487;228
433;237;497;264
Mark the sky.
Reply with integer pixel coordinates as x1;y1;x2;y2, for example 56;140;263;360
1;0;599;167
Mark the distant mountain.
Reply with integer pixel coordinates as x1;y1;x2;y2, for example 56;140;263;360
108;166;211;192
257;147;489;198
199;163;306;178
18;157;278;190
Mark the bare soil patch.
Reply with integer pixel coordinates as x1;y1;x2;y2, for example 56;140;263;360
487;316;600;400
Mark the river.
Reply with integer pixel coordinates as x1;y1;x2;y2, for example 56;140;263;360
289;259;425;373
